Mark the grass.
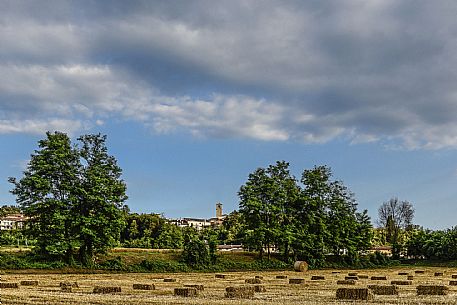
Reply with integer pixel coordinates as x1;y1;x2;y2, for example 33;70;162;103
2;267;457;304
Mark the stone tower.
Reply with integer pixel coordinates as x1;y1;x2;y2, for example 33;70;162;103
216;202;223;218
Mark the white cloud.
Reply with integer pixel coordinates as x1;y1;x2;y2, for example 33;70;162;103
1;1;457;149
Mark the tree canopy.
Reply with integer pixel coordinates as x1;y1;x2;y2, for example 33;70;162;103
9;131;127;265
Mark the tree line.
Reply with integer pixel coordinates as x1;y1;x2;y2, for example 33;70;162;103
5;131;457;268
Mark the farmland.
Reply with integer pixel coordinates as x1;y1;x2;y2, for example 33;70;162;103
3;267;457;304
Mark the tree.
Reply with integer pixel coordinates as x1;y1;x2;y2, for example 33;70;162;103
9;132;127;265
378;197;414;258
9;132;80;261
238;161;299;260
75;134;128;265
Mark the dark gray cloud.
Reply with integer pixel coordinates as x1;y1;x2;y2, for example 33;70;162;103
1;0;457;148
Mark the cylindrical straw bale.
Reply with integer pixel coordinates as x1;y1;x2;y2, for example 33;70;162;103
293;261;308;272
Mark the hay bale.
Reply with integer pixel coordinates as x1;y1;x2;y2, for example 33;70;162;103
336;288;373;300
332;271;341;274
371;276;387;280
254;285;266;292
276;275;288;279
245;278;262;284
337;280;356;285
358;274;368;279
398;272;409;275
407;275;414;280
348;272;358;276
289;278;305;284
215;274;227;279
417;285;448;295
391;280;412;285
255;275;263;279
133;283;155;290
293;261;309;272
0;282;19;288
368;285;398;295
345;276;358;280
20;280;38;286
60;282;79;288
225;286;255;298
164;278;176;282
184;284;204;291
311;275;325;280
93;286;121;294
452;274;457;279
449;281;457;286
434;272;444;276
174;287;198;297
415;270;425;274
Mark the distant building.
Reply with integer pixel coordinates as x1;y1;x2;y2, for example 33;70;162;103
169;202;227;231
0;213;27;230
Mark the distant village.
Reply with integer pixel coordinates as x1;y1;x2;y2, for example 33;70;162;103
1;202;226;232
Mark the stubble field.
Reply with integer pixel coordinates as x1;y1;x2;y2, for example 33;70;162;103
2;267;457;304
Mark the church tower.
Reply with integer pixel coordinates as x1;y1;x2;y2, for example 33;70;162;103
216;202;223;218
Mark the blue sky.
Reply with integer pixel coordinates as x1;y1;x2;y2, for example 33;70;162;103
1;1;457;229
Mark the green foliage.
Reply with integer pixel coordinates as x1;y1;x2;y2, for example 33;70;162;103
238;162;373;267
9;132;127;266
121;213;183;249
181;229;210;267
406;226;457;260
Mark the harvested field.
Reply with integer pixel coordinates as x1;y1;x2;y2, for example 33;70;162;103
3;267;457;304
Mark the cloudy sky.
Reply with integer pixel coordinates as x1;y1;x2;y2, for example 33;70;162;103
1;0;457;229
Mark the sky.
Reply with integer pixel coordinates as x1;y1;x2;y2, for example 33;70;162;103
1;1;457;230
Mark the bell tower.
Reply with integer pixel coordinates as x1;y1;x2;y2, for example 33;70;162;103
216;202;223;218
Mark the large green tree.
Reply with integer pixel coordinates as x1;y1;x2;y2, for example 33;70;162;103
9;132;127;265
75;134;128;265
9;132;80;261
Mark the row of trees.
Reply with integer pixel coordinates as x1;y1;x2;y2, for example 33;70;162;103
9;132;127;265
238;161;372;266
406;227;457;260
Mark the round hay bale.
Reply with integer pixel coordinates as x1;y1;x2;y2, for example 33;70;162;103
449;281;457;286
293;261;308;272
358;275;369;279
348;272;358;276
407;275;414;280
215;274;227;279
398;272;409;276
452;274;457;279
276;275;288;279
434;272;444;276
415;270;425;274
